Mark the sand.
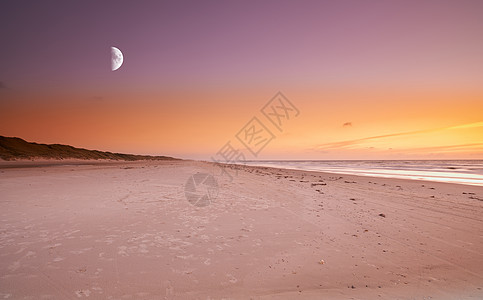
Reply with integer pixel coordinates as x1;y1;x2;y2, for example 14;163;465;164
0;160;482;299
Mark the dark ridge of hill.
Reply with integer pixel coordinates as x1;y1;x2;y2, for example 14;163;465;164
0;136;178;161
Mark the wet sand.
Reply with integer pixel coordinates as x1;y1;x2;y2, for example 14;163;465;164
0;160;482;299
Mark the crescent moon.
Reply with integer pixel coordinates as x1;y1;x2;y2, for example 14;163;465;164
111;46;123;71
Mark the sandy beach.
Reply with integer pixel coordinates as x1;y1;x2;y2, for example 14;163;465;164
0;159;482;299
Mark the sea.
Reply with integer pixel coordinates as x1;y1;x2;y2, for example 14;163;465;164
243;160;483;187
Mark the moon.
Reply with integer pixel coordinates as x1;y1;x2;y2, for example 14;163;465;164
111;46;123;71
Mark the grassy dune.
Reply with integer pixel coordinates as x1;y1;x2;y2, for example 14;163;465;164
0;136;176;161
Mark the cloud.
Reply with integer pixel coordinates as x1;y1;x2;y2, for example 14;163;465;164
0;82;6;89
401;143;483;153
312;121;483;151
313;129;433;151
447;122;483;130
342;122;352;127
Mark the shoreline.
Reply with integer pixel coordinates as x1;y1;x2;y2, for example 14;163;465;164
243;160;483;187
0;158;183;169
2;158;483;188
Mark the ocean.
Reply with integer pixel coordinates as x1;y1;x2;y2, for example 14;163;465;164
244;160;483;186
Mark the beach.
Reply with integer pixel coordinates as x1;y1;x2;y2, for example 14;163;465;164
0;160;482;299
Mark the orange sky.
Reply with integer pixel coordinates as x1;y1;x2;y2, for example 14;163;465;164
1;84;482;160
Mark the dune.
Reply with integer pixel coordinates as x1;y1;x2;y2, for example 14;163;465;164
0;136;176;161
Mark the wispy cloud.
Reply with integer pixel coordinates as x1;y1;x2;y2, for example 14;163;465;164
313;128;435;151
446;122;483;130
342;122;352;127
399;143;483;153
312;122;483;151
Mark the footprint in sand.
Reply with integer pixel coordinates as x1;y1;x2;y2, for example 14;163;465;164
138;244;149;254
70;247;93;255
24;251;36;259
8;261;20;271
14;247;26;254
176;254;194;260
165;281;174;296
117;246;129;257
226;273;238;283
74;289;91;298
44;243;62;249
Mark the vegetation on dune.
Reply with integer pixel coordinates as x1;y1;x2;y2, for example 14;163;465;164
0;136;176;161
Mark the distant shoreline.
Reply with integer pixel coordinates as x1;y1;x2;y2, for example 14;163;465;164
0;158;184;169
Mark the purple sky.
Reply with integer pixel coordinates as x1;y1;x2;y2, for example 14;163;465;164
2;0;482;93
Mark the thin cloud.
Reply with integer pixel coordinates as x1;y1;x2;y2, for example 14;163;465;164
312;121;483;151
313;128;435;151
0;82;6;89
342;122;352;127
400;143;483;153
447;122;483;130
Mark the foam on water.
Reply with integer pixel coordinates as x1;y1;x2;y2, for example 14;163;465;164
244;160;483;186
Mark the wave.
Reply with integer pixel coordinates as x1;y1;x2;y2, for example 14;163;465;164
244;160;483;186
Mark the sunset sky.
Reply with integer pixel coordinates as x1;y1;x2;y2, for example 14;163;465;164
1;0;482;160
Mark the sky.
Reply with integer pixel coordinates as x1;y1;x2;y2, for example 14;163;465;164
1;0;482;160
